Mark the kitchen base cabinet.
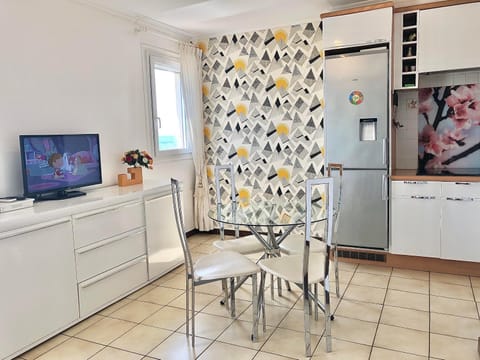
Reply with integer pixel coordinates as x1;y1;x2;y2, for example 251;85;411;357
0;219;78;360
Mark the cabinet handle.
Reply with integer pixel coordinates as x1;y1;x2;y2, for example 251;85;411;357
0;217;71;240
410;195;435;200
78;255;146;288
446;197;474;202
454;182;471;185
382;174;388;200
404;181;427;184
76;228;145;254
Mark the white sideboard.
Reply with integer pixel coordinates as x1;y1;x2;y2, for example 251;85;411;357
0;181;183;360
391;180;480;262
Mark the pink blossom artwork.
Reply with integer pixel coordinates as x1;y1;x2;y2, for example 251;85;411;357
418;84;480;172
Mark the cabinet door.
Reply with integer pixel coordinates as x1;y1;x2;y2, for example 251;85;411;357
418;3;480;73
441;198;480;262
145;194;184;280
0;219;78;360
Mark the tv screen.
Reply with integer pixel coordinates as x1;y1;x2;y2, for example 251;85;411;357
19;134;102;200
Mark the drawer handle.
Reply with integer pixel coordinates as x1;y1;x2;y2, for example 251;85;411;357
454;182;471;185
73;200;142;220
0;217;71;239
410;195;435;200
76;228;145;254
404;181;427;184
446;197;474;202
79;255;146;288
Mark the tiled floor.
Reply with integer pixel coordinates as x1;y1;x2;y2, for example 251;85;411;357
17;233;480;360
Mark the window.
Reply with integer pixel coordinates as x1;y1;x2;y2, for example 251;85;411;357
147;51;190;157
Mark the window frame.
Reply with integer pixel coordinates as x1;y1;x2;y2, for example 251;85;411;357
144;48;191;160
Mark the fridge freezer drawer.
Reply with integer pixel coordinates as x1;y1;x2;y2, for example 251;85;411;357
336;170;388;249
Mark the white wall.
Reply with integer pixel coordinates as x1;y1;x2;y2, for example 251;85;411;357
0;0;195;229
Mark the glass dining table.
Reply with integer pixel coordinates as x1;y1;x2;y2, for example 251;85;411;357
208;197;328;298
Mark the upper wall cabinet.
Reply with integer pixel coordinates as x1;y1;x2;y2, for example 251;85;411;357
418;3;480;73
393;11;419;89
322;7;393;50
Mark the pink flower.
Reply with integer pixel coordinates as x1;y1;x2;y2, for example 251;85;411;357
418;98;433;114
418;88;433;103
439;128;464;149
419;124;445;156
445;85;475;107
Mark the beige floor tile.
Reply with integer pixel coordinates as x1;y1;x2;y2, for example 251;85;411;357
374;324;429;357
350;272;390;288
380;306;429;332
430;272;470;286
356;264;392;276
202;296;251;318
21;335;70;360
109;300;162;323
152;271;177;286
195;281;224;296
178;313;234;340
430;295;478;318
35;338;103;360
262;288;302;308
159;274;186;290
430;281;473;301
388;277;429;295
261;327;320;359
75;317;136;345
239;303;290;327
333;299;382;323
391;268;429;281
197;341;257;360
98;298;133;316
147;332;211;360
168;291;218;311
473;287;480;300
343;284;386;304
127;285;157;300
384;289;429;311
337;261;358;272
110;324;171;355
312;337;371;359
217;319;271;350
370;347;428;360
430;312;480;340
252;352;295;360
430;333;479;360
137;286;184;305
330;315;377;346
63;316;104;337
278;308;327;336
89;347;143;360
471;276;480;287
142;305;187;331
336;270;355;283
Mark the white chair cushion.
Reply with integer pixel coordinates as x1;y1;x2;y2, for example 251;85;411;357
194;250;259;282
258;253;326;285
213;235;264;255
279;234;327;255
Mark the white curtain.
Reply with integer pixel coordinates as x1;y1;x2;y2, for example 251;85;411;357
179;43;214;231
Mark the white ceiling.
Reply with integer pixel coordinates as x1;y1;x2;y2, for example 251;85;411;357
76;0;435;38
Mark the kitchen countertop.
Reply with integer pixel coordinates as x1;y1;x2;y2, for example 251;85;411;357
391;169;480;182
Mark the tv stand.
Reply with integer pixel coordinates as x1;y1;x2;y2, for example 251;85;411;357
36;190;86;201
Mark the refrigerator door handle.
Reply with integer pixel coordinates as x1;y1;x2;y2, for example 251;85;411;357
382;174;389;200
382;138;388;166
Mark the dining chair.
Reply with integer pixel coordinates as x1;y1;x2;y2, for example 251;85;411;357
212;164;264;255
278;163;343;297
170;178;260;346
258;177;334;356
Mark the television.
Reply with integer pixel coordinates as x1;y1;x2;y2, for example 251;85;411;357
19;134;102;200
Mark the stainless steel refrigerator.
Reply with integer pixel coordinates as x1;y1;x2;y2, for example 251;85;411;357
324;46;389;250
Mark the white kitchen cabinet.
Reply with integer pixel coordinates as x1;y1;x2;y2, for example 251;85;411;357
391;181;441;257
145;193;183;280
393;11;419;89
418;3;480;73
0;219;78;360
322;7;392;49
441;182;480;262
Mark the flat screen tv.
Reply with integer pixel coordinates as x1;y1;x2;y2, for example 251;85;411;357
19;134;102;200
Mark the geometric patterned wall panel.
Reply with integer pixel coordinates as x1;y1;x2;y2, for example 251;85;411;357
201;21;324;206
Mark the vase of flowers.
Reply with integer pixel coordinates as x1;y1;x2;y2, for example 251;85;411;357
118;149;153;186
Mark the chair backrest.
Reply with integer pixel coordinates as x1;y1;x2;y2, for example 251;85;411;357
171;178;194;277
327;163;343;233
214;164;240;240
304;177;334;281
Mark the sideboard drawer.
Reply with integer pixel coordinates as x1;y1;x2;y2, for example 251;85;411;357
75;228;146;283
392;181;441;198
73;201;145;248
442;182;480;199
78;256;148;317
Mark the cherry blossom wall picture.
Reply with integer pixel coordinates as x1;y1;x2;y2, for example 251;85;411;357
418;84;480;172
